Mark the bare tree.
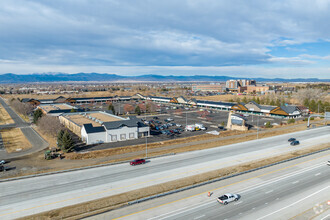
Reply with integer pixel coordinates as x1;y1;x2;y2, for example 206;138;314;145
294;88;325;104
37;115;64;137
123;104;134;114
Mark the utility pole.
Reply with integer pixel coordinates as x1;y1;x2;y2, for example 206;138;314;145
145;134;148;158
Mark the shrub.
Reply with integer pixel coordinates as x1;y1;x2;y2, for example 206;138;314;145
287;119;295;124
265;121;273;128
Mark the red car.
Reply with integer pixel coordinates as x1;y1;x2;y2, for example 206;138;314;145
130;159;146;166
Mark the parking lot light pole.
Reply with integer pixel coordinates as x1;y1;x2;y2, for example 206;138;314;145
145;134;148;159
257;115;259;139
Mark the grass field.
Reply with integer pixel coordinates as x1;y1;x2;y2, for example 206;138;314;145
0;128;32;153
0;104;14;125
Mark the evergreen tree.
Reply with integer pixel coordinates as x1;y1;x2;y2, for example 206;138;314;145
270;99;275;106
107;103;116;115
61;130;74;153
135;105;141;115
33;109;43;123
242;97;247;104
256;97;260;104
309;100;317;112
57;130;65;149
275;99;281;107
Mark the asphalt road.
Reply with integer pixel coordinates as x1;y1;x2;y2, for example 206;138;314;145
109;151;330;220
0;97;48;159
0;127;329;219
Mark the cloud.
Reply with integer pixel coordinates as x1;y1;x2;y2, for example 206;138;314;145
0;0;330;78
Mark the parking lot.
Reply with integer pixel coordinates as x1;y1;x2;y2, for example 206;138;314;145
75;101;305;152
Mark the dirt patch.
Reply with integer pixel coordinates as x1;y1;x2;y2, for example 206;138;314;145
0;104;14;124
34;126;57;148
22;143;330;220
1;128;32;153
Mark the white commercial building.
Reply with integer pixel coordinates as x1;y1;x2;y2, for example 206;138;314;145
81;117;149;145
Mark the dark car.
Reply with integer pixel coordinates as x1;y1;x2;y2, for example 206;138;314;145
288;138;296;142
290;140;300;146
153;116;159;119
130;159;146;166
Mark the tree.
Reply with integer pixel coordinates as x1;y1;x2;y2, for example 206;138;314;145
123;104;134;114
107;103;115;115
38;116;64;138
275;99;281;107
270;99;275;106
265;121;273;128
70;108;77;113
242;97;248;104
61;130;74;152
135;105;141;115
33;109;43;123
57;129;65;149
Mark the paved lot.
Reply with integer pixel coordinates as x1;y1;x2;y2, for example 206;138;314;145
76;101;305;152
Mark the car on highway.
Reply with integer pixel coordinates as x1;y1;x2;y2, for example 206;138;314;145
217;193;239;205
290;140;300;146
288;138;296;142
130;159;146;166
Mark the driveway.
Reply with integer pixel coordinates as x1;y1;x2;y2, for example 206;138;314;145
0;97;48;159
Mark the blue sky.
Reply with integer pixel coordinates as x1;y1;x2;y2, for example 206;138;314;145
0;0;330;79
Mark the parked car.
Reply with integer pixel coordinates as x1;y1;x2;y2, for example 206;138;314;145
290;140;300;146
130;159;146;166
218;126;227;131
153;116;159;119
288;138;296;142
167;118;174;121
176;124;182;127
217;193;239;205
327;161;330;166
0;160;6;165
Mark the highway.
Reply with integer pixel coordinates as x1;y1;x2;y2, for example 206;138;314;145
104;151;330;220
0;126;329;219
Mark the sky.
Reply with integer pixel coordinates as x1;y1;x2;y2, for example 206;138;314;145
0;0;330;79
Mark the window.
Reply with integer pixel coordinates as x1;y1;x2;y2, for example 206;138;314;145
129;133;135;139
111;135;117;142
120;134;126;140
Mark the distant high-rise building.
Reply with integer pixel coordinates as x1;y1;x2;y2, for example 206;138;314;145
226;79;256;90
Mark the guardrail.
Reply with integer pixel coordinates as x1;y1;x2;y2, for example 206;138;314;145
127;147;330;205
0;153;176;182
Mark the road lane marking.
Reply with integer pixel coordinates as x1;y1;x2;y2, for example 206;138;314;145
292;181;299;184
194;215;205;219
256;186;330;220
265;190;273;194
315;172;321;176
114;153;330;220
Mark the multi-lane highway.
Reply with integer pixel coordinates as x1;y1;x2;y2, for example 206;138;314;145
104;151;330;220
0;126;329;219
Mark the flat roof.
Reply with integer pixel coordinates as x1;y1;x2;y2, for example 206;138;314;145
39;104;74;113
64;111;123;127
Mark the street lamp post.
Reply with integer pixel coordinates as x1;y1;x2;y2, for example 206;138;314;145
145;134;148;158
257;115;259;139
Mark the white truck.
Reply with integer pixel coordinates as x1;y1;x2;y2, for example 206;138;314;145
185;125;196;131
217;193;239;205
195;123;206;130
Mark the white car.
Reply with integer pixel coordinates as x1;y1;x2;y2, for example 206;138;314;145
167;118;173;121
327;161;330;166
217;193;239;205
176;124;182;127
0;160;6;165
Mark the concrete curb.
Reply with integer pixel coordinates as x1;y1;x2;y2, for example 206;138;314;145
127;147;330;205
0;153;175;182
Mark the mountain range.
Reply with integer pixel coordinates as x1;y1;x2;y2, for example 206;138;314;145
0;73;328;83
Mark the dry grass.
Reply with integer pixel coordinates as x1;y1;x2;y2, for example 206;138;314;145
34;126;57;149
65;122;311;160
1;128;32;153
23;143;330;220
0;104;14;125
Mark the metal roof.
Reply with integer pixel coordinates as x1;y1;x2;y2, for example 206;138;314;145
82;123;106;133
